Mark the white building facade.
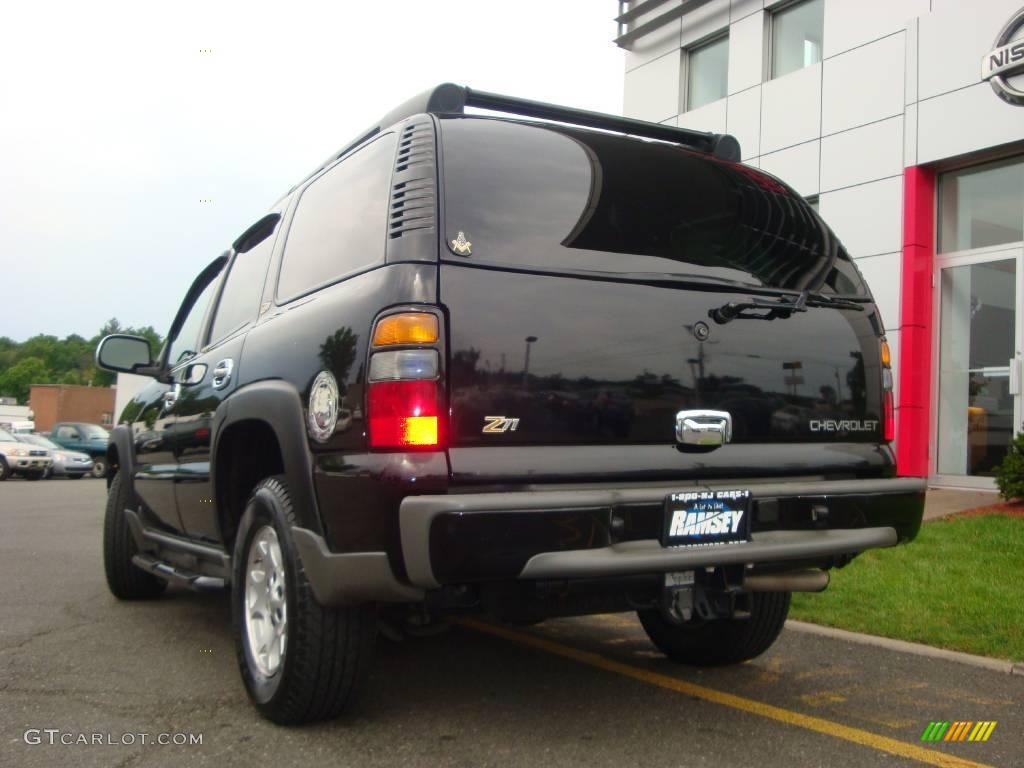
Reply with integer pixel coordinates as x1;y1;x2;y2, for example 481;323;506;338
617;0;1024;489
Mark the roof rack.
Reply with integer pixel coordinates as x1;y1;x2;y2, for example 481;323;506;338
291;83;741;193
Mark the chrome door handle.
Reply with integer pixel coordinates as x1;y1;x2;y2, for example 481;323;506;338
675;409;733;446
212;359;234;390
162;384;180;411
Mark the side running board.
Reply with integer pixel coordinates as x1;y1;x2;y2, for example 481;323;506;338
131;554;226;591
125;509;230;590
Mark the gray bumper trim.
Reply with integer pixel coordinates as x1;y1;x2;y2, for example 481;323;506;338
518;527;898;580
292;528;424;606
400;477;924;588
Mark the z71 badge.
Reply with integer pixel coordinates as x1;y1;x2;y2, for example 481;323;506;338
482;415;520;433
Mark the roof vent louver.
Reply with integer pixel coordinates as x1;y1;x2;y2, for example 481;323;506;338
389;119;436;240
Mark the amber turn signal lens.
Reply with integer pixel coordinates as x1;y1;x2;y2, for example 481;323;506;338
880;340;891;368
373;313;439;346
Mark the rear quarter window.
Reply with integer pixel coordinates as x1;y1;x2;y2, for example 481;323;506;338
277;133;397;302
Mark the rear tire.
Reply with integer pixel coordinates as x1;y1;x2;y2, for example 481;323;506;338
0;458;9;481
638;591;791;666
91;459;107;479
103;473;167;599
232;476;376;724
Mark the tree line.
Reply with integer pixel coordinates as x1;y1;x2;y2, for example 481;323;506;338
0;319;163;403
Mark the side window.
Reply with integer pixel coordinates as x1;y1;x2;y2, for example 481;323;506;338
166;273;222;368
277;132;397;301
209;219;279;344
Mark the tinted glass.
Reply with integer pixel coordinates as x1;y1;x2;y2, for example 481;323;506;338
210;229;277;344
772;0;824;79
277;133;397;301
939;157;1024;253
938;259;1016;476
440;118;867;296
687;35;729;110
167;272;221;367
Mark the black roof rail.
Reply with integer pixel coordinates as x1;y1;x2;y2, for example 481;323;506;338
290;83;741;193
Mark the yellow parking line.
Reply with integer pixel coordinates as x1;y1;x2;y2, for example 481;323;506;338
458;619;993;768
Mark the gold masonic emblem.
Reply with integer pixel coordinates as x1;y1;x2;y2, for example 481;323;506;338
450;231;472;255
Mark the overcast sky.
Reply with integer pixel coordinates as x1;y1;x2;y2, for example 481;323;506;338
0;1;624;342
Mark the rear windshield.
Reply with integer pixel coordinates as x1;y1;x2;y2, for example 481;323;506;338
440;117;868;296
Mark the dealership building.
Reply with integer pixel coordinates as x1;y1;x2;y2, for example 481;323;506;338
616;0;1024;489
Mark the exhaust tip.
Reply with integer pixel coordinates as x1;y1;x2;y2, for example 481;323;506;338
743;569;829;593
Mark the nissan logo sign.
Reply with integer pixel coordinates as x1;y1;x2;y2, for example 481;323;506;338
982;7;1024;105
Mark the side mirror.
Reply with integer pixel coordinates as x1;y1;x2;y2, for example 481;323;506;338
96;334;155;375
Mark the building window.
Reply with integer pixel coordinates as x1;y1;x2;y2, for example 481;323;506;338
938;157;1024;254
685;34;729;111
770;0;824;80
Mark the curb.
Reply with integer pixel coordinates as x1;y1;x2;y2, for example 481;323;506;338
785;620;1024;676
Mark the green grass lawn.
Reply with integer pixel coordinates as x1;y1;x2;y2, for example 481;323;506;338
790;515;1024;661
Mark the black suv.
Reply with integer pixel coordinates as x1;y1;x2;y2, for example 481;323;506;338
97;84;925;724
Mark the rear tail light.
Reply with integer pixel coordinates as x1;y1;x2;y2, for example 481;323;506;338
369;349;438;381
367;312;444;450
373;313;439;346
368;380;441;448
881;337;894;443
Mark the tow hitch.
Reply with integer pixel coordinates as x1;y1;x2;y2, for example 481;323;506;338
660;566;830;624
660;567;750;624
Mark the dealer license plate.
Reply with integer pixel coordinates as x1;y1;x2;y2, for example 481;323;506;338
662;489;752;547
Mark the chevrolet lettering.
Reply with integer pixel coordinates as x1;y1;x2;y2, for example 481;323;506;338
809;419;880;433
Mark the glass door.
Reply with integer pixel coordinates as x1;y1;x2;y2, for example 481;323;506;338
935;253;1021;487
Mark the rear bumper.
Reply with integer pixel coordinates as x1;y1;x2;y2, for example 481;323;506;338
514;528;897;580
399;477;925;589
297;476;925;604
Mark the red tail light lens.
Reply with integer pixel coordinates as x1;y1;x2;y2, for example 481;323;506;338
883;390;895;443
368;380;442;449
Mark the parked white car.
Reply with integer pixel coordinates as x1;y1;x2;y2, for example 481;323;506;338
0;426;53;481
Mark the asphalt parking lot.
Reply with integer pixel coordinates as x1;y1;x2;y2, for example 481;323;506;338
2;479;1020;768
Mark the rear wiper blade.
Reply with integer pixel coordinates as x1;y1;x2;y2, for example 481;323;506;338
709;290;866;325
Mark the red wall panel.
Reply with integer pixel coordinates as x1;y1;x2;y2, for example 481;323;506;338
896;166;935;477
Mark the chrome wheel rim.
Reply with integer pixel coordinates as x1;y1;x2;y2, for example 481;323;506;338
244;525;287;678
91;461;105;478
